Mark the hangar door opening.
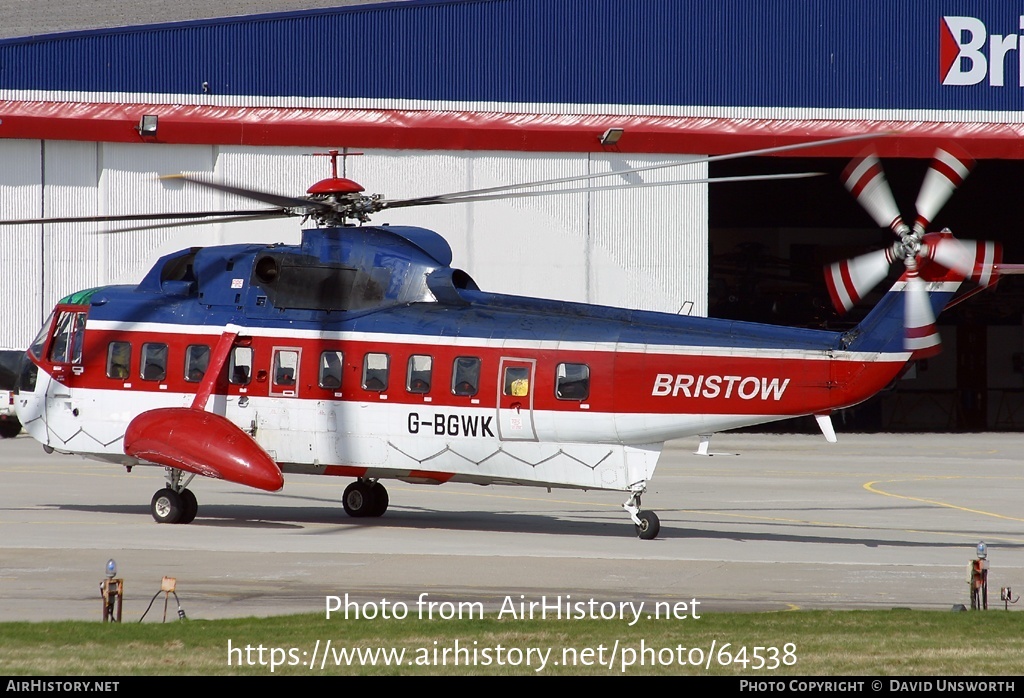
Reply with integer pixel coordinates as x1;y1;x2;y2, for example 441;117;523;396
708;157;1024;433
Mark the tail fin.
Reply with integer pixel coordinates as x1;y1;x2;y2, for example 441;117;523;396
841;231;1001;359
844;276;961;359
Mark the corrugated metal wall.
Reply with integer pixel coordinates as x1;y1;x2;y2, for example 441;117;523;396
0;144;707;349
1;0;1019;114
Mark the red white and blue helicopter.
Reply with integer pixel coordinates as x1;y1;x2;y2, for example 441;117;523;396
5;135;1017;538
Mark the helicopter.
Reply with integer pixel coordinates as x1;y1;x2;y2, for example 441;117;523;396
5;135;1017;539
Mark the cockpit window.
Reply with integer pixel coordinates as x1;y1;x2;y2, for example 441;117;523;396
28;312;53;360
48;311;86;365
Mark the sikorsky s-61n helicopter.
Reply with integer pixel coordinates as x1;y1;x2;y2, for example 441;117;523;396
5;135;1017;538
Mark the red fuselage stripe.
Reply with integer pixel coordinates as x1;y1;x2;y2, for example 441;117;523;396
35;326;907;416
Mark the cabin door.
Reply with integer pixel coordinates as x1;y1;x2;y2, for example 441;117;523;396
496;357;537;441
41;307;88;435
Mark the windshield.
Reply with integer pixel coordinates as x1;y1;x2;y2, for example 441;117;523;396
27;312;53;360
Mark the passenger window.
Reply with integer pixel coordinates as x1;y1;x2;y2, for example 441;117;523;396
407;355;432;394
362;353;389;392
451;356;481;396
503;366;531;396
140;343;168;381
106;342;131;379
229;346;253;385
184;345;210;383
555;363;590;401
273;349;299;387
318;350;343;389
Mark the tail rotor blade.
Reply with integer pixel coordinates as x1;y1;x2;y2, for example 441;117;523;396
842;153;908;235
913;146;974;235
825;246;898;314
926;236;1002;286
926;236;976;278
967;240;1003;288
903;271;941;357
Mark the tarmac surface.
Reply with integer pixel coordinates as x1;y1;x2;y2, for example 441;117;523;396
1;430;1022;622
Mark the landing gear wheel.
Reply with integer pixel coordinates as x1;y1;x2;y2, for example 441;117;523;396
635;510;660;540
179;489;198;524
342;481;377;518
368;482;389;517
0;421;21;438
151;488;184;524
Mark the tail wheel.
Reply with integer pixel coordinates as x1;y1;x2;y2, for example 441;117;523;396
151;488;183;524
342;481;376;518
635;510;660;540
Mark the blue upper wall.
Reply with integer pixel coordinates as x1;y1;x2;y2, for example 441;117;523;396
0;0;1020;112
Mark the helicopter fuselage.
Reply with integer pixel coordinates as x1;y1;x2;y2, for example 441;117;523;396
15;224;935;500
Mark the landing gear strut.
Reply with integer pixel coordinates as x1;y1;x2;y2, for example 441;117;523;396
150;468;198;524
624;485;660;540
342;479;389;518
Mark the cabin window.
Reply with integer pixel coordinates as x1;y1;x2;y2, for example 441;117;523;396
229;346;253;385
406;354;433;394
555;363;590;401
318;350;343;389
48;311;87;365
362;353;389;392
106;342;131;379
273;349;299;388
451;356;481;396
140;343;168;381
503;366;531;396
184;345;210;383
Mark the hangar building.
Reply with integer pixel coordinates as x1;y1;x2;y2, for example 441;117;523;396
0;0;1021;430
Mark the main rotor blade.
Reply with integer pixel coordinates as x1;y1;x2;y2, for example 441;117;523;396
0;209;284;226
160;174;332;213
98;212;292;234
841;152;907;235
382;132;892;207
383;172;824;209
913;146;974;235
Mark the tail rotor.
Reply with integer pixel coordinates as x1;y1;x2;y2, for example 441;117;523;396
826;145;999;356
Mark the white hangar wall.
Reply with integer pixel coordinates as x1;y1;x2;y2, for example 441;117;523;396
0;140;708;350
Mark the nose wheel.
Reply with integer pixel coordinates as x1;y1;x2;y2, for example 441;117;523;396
150;468;199;524
624;487;660;540
342;479;389;518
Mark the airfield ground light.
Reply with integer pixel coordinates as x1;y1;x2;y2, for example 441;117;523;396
969;541;989;610
100;558;123;623
138;576;187;622
999;587;1019;611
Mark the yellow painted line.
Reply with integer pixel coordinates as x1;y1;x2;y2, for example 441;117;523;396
864;477;1024;523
